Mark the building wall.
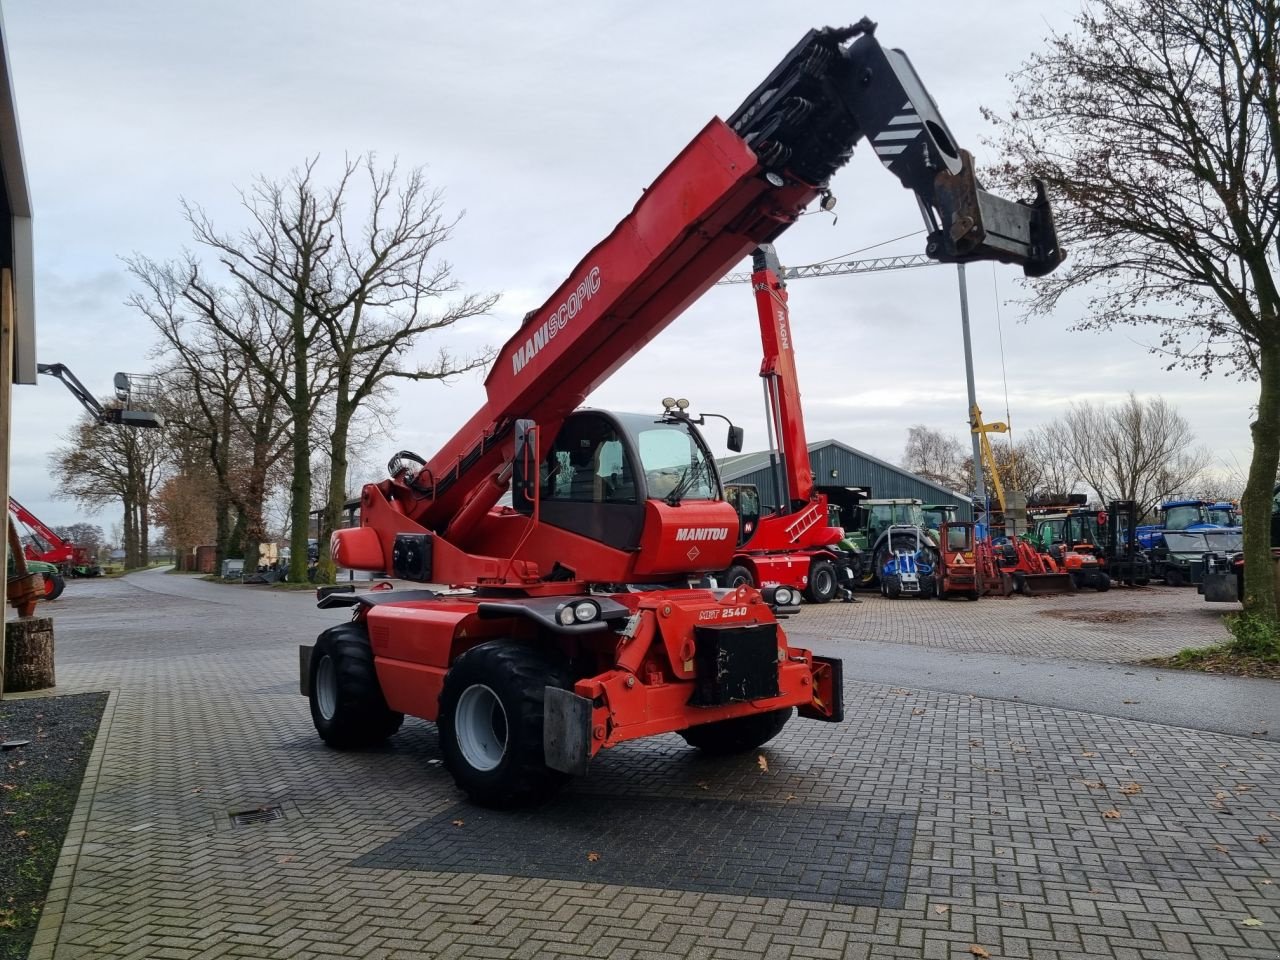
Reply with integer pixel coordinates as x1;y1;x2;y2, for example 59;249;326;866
723;443;973;520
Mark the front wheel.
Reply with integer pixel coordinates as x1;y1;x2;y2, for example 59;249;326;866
679;708;791;756
41;573;65;601
309;623;404;749
804;560;837;604
1165;567;1185;587
438;641;571;808
1095;573;1111;592
722;564;754;589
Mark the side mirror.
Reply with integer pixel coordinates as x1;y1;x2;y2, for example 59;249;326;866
727;425;744;453
512;418;537;513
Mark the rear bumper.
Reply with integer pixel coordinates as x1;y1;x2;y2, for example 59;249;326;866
542;654;845;775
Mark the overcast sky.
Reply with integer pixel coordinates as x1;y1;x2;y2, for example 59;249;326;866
4;2;1256;533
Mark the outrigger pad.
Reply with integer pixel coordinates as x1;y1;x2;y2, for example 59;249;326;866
690;623;780;706
543;687;593;776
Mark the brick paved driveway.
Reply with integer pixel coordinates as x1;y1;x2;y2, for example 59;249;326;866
795;584;1232;663
23;572;1279;959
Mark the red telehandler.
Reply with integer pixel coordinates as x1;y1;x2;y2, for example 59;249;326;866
9;497;101;580
720;245;847;604
301;17;1063;806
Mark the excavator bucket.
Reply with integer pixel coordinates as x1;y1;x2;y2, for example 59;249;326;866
1019;572;1075;596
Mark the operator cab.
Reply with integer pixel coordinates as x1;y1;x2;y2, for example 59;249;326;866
514;408;726;550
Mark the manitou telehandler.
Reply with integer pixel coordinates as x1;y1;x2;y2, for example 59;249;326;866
301;17;1062;807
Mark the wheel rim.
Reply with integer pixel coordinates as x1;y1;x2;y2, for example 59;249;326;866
814;567;834;595
315;655;338;720
43;576;54;597
455;684;508;772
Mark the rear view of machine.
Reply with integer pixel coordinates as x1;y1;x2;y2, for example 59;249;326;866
300;18;1062;807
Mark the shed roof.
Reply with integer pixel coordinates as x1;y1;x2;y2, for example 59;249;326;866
719;438;972;504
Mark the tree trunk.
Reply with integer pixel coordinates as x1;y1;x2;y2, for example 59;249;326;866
4;616;54;692
123;496;138;568
1242;341;1280;621
315;397;351;585
288;328;311;584
214;495;232;570
139;494;150;566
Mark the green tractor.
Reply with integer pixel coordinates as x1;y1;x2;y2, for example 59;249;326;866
6;552;64;601
837;498;941;588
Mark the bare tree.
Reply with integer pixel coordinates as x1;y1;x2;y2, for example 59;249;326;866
984;0;1280;617
50;413;169;568
1037;394;1210;514
182;158;342;582
901;425;965;489
129;259;298;573
310;157;496;582
1017;428;1083;502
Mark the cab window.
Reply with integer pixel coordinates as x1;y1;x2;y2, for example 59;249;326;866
540;416;636;503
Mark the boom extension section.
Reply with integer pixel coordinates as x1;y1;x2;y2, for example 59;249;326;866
355;18;1062;555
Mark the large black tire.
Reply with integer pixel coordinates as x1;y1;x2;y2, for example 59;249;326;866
1165;567;1185;587
42;573;65;602
804;560;838;604
722;564;754;588
885;578;902;599
1095;572;1111;592
309;623;404;749
679;708;791;756
437;641;572;808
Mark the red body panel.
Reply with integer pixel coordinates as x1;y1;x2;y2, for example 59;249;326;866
358;585;835;753
753;261;813;508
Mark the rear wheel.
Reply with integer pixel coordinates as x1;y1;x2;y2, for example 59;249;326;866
310;623;404;749
1095;573;1111;592
41;573;65;601
722;564;754;588
680;708;791;756
804;560;837;604
438;641;571;808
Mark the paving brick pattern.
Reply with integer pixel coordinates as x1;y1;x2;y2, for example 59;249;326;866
355;796;916;908
29;573;1280;959
793;585;1231;663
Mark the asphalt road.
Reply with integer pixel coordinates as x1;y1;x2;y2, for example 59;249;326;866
798;633;1280;743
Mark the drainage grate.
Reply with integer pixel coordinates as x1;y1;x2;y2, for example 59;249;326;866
228;805;285;827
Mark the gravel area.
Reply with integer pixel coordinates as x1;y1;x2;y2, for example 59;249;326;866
0;692;106;960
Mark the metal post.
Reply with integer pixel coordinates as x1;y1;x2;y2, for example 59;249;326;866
957;264;985;512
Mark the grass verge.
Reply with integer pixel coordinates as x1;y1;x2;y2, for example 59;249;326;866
0;692;108;960
1146;611;1280;679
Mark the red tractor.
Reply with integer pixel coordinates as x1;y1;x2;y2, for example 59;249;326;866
300;18;1062;806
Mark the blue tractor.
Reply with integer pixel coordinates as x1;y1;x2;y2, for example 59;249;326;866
878;525;936;599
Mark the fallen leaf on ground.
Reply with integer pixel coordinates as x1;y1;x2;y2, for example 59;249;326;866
277;855;294;863
1077;780;1104;790
1235;784;1253;793
1122;699;1140;704
969;739;982;748
757;754;769;773
14;830;27;838
1257;834;1273;845
1213;844;1230;854
1216;791;1231;801
1081;751;1098;758
0;784;13;792
586;851;600;862
451;819;465;828
995;848;1006;855
934;904;950;915
1103;809;1121;820
785;794;797;801
1261;879;1274;885
1120;783;1142;796
889;688;911;695
912;708;926;716
1268;812;1280;822
1242;917;1263;927
696;781;709;791
969;946;990;958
